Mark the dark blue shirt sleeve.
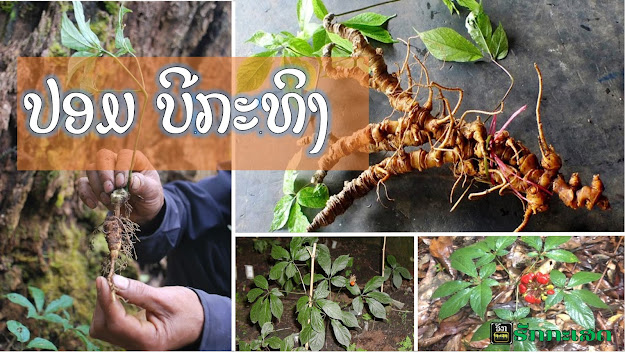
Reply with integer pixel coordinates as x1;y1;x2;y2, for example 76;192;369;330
134;170;231;264
189;288;232;351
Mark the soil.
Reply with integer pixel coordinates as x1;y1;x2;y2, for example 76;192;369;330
236;237;415;351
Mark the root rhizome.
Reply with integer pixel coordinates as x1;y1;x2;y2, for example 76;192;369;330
307;14;610;232
101;188;139;298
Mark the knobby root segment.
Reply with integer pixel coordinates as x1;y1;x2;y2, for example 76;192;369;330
101;188;139;299
306;15;610;232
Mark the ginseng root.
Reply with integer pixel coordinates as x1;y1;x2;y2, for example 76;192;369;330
101;188;139;298
306;15;610;232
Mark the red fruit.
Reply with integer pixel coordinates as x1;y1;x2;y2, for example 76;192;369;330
520;274;531;284
524;294;536;303
528;273;536;281
546;289;555;295
536;272;549;285
519;284;527;294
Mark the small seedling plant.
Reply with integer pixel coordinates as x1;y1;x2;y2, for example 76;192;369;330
430;236;611;351
5;286;99;351
239;237;411;351
59;1;147;296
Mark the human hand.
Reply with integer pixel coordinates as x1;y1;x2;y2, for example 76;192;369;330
90;275;204;350
76;149;163;226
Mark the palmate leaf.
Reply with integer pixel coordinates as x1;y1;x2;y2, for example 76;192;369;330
563;292;595;329
545;249;579;263
331;319;351;347
439;287;472;320
543;236;571;252
432;280;472;299
567;271;601;288
469;282;491;320
365;297;386;319
573;289;609;309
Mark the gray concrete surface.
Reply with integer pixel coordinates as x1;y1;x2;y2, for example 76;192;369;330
234;0;624;232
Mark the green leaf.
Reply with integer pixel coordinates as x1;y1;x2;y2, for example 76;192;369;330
311;0;328;20
386;255;397;267
261;322;274;339
545;249;579;263
573;289;609;309
270;294;284;320
488;22;508;60
456;0;481;12
450;255;478;278
270;287;283;297
314;281;330;300
269;262;288;280
392;272;403;289
252;49;279;57
550;269;566;287
543;236;571;252
475;253;495;267
513;307;531;320
396;266;412;280
303;273;325;284
283;170;298;194
331;255;351;276
259;297;272;326
567;271;602;288
27;337;58;351
7;320;30;343
495;236;517;251
297;184;329;208
469;282;491;320
311;306;324;332
439;287;472;320
346;282;361;296
296;295;309;312
563;292;595;329
527;251;539;258
366;291;392;305
60;11;91;51
312;26;331;52
28;287;45;313
352;296;364;314
71;1;100;47
40;313;67;325
418;27;483;62
432;280;472;299
327;32;353;52
309;329;326;351
44;295;73;314
483;278;499;287
247;288;265;302
287;37;314;56
318;298;343;320
545;288;564;309
247;30;280;49
342;12;396;27
331;319;351;347
493;308;513;320
520;236;542;251
254;275;269;290
285;262;297;278
471;320;501;341
75;325;90;336
265;336;282;350
441;0;459;15
363;276;385;294
285;204;310;232
344;25;397;44
316;244;332;275
341;310;360;328
365;297;386;319
479;262;497;279
269;194;295;231
7;293;37;318
115;4;133;53
465;9;492;55
271;245;290;260
237;55;274;94
331;275;347;288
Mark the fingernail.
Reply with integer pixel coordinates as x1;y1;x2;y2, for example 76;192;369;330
115;173;125;187
113;275;129;290
100;192;110;205
85;198;96;209
130;175;141;192
104;180;114;193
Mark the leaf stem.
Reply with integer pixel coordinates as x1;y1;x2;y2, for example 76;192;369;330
334;0;401;17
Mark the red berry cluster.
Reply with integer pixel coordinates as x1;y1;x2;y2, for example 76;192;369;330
518;272;555;304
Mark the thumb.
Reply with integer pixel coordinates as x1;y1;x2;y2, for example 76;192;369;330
112;275;162;312
129;172;161;201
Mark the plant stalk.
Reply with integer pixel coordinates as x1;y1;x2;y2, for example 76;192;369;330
381;236;387;293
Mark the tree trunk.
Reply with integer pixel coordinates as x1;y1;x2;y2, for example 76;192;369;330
0;2;230;349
